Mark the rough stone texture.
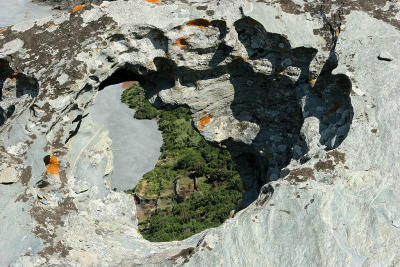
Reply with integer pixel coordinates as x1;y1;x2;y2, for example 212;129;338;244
0;0;399;266
32;0;112;11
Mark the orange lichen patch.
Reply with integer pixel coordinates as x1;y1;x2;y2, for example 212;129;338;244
310;78;316;84
46;150;61;175
230;210;235;218
101;5;107;8
199;115;211;130
186;19;210;29
146;0;161;5
200;116;211;125
72;4;85;13
49;23;57;27
0;29;5;34
176;37;190;48
11;77;16;81
236;56;247;62
335;29;340;36
122;81;136;89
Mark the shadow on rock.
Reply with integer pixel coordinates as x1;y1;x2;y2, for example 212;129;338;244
96;16;353;208
304;51;353;150
0;59;40;127
229;16;353;203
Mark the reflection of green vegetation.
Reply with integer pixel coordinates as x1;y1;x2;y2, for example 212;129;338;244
120;84;159;120
122;82;243;242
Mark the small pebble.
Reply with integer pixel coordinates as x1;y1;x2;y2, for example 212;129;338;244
378;51;394;61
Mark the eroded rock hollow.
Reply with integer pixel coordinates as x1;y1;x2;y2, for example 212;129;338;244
0;0;399;266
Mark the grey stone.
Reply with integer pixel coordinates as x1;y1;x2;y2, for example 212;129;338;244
0;167;18;184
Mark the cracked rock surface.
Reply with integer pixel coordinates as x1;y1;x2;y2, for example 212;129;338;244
0;0;399;266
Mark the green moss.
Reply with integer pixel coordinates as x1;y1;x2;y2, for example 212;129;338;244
122;83;243;242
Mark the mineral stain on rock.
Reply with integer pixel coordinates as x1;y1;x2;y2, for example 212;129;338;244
176;37;189;48
186;19;211;29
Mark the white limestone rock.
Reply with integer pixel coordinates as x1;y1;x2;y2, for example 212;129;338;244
0;0;399;266
0;167;18;184
378;51;394;61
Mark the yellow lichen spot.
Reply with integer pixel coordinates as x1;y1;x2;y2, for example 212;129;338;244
310;78;316;85
46;149;61;175
146;0;161;5
199;115;211;130
230;210;235;218
72;4;85;13
176;37;189;48
186;19;210;29
137;230;141;235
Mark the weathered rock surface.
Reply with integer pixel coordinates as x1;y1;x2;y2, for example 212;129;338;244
0;0;56;28
0;0;399;266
